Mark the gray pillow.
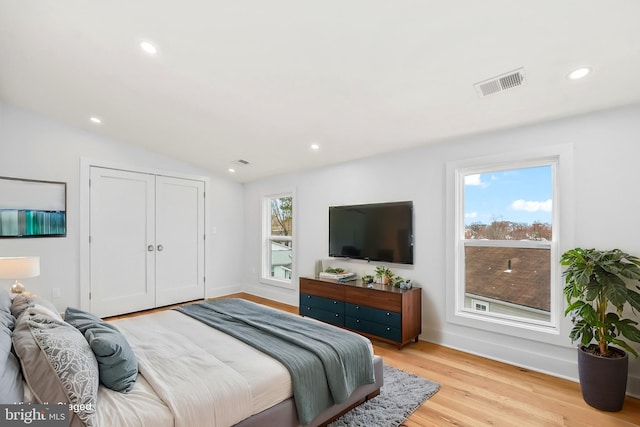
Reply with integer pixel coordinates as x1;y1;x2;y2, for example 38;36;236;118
0;289;11;315
64;307;138;393
12;310;98;426
0;350;23;404
11;294;62;320
0;290;14;332
9;294;29;319
0;291;23;404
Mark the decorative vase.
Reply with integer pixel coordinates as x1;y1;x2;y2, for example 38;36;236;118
577;345;628;412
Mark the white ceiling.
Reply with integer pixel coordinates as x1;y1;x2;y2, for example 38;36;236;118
2;1;640;183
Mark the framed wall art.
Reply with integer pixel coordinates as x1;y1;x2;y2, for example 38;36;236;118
0;176;67;238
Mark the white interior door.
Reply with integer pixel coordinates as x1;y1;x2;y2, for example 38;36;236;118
89;167;156;317
155;176;205;306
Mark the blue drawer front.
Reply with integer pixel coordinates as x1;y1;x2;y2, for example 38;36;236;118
345;303;401;328
301;305;343;326
300;293;344;312
345;317;401;342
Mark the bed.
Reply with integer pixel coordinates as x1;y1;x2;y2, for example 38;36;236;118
0;290;383;427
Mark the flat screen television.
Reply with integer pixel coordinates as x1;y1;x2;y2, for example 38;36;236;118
329;201;414;265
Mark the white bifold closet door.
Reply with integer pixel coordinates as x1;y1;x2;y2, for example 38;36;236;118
89;167;205;317
154;175;205;306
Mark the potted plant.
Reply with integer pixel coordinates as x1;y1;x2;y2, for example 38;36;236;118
560;247;640;411
374;266;394;285
361;274;374;284
390;276;412;289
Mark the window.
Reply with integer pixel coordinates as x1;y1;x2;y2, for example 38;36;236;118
263;193;294;286
455;159;560;332
471;299;490;312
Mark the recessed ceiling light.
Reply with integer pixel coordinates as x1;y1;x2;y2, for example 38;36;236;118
90;117;102;124
310;143;320;151
568;67;591;80
139;40;158;55
228;168;236;173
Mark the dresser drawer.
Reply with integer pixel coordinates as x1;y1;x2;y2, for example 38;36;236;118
344;286;402;312
345;317;401;342
300;305;343;327
300;278;344;300
300;293;344;312
345;303;401;328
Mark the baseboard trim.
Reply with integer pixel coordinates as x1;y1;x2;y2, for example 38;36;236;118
421;326;640;397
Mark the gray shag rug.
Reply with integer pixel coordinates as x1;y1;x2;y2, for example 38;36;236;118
328;364;440;427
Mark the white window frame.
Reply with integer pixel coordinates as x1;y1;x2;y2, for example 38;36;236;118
445;145;574;345
261;191;295;289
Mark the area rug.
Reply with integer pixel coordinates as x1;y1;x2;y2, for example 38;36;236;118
328;364;440;427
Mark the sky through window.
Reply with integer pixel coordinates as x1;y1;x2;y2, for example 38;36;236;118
464;165;552;226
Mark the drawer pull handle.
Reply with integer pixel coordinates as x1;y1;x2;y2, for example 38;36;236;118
307;295;311;299
333;301;337;304
335;314;339;317
386;327;391;331
356;319;360;323
356;306;360;310
386;312;390;316
307;307;311;310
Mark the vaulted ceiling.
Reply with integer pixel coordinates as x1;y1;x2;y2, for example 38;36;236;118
2;1;640;182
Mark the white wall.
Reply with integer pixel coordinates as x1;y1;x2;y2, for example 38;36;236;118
242;104;640;396
3;98;640;396
0;101;246;310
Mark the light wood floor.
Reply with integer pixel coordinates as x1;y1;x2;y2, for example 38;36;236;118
113;293;640;427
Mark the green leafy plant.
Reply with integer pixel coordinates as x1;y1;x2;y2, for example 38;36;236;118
361;274;374;284
374;266;394;284
325;267;345;274
561;248;640;357
390;276;410;288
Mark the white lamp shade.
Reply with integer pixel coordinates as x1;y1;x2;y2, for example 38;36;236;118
0;256;41;279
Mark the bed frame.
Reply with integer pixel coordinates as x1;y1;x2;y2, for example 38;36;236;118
233;355;384;427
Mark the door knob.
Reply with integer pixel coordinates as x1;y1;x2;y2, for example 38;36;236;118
157;245;164;251
148;245;154;251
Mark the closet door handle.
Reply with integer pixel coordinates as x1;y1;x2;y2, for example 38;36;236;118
157;245;164;252
148;245;154;251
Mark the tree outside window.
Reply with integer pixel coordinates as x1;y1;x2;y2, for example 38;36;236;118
265;195;293;282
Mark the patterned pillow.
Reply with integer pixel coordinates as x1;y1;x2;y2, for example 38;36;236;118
12;310;99;426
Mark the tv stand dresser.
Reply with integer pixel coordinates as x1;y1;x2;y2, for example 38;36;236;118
299;276;422;349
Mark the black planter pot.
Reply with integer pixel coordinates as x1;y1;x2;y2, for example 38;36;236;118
577;345;628;412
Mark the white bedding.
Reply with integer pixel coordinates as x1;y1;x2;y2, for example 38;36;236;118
99;310;293;427
96;374;173;427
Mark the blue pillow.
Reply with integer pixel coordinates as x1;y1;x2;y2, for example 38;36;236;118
64;307;138;393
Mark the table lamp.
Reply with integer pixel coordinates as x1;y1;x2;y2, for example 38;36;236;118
0;256;40;294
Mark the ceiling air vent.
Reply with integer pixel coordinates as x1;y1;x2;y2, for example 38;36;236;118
237;159;250;165
474;68;526;97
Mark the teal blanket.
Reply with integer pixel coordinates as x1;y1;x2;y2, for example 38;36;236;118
175;299;374;426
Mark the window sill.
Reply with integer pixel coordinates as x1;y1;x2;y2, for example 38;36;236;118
260;276;295;290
